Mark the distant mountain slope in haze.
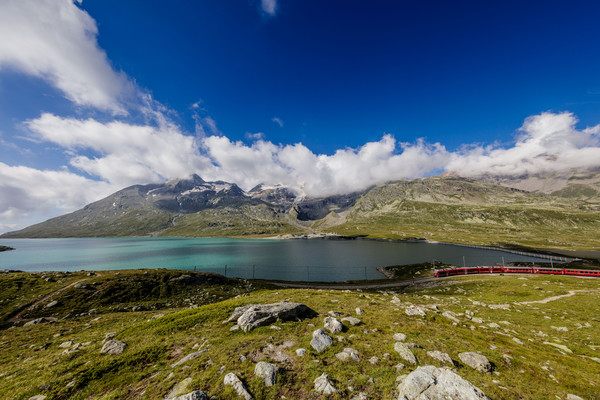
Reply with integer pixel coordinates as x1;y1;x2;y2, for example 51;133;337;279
328;175;600;251
3;173;600;251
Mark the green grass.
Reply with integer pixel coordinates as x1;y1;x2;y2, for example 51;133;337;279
1;271;599;399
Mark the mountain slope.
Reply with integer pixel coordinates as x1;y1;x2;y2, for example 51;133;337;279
328;176;600;251
3;174;600;251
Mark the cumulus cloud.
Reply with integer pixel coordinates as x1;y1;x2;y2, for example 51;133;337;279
4;110;600;233
26;113;213;188
0;0;133;114
201;134;450;196
0;162;115;231
447;112;600;177
261;0;278;16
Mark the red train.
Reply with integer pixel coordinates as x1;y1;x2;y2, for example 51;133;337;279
434;266;600;278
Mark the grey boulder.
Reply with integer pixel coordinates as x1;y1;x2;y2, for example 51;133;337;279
458;352;492;374
100;340;126;355
341;317;362;326
394;342;418;365
166;391;209;400
324;316;343;333
227;302;317;332
224;373;253;400
397;365;491;400
311;329;333;353
427;351;454;365
254;361;278;386
314;373;339;395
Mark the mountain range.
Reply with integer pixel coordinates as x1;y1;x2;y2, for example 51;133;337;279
2;172;600;252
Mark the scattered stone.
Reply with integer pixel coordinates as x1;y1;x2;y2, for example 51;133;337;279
512;337;524;345
405;305;427;317
356;307;364;315
311;329;333;353
58;340;73;349
488;304;510;310
551;326;569;332
227;302;317;332
255;361;278;386
335;348;360;362
394;342;418;365
166;377;193;398
395;363;406;372
296;348;306;357
442;311;460;323
350;393;368;400
74;283;89;289
314;373;339;395
44;300;58;308
368;356;380;365
341;317;362;326
324;316;343;333
328;311;344;317
393;333;407;342
171;350;208;368
487;322;500;329
23;317;55;327
396;365;491;400
458;352;492;374
28;395;46;400
566;395;585;400
427;351;453;365
230;324;240;331
471;317;484;324
165;391;209;400
100;340;127;355
224;373;252;400
103;332;116;342
543;342;573;354
62;342;82;354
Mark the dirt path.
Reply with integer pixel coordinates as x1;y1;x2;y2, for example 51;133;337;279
516;289;598;305
9;278;88;323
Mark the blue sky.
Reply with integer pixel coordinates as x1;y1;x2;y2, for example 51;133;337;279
1;0;600;232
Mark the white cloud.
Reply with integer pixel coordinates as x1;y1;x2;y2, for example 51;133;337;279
201;134;450;196
447;112;600;177
26;113;214;188
5;110;600;233
272;117;284;127
0;162;115;232
245;132;265;140
0;0;133;114
261;0;278;16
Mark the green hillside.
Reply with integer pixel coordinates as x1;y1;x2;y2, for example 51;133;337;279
1;270;599;399
328;177;600;251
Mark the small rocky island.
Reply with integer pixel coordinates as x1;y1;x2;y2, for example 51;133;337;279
0;245;14;252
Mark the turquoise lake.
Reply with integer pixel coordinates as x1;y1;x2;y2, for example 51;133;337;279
0;237;554;281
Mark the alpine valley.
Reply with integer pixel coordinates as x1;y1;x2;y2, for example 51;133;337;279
3;172;600;253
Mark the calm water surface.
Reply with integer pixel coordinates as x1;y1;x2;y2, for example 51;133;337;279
0;238;552;281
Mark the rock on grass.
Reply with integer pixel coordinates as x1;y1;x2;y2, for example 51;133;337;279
100;340;126;355
226;302;317;332
166;391;209;400
396;365;491;400
224;373;252;400
314;373;339;395
254;361;278;387
311;329;333;353
394;342;418;365
458;352;492;374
